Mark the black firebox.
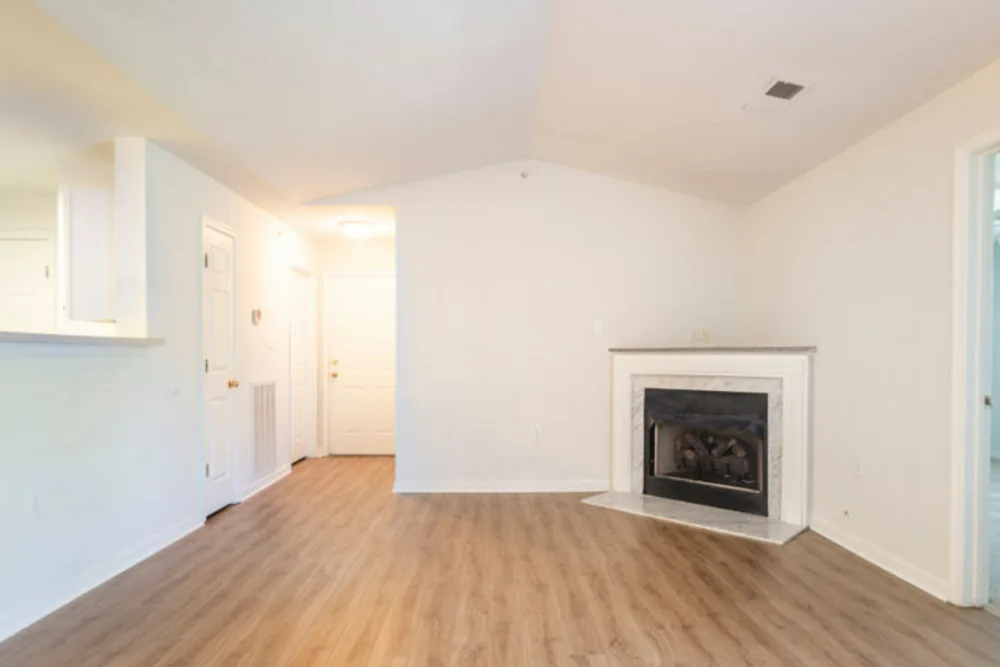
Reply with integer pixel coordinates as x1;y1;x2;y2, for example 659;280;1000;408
643;388;768;516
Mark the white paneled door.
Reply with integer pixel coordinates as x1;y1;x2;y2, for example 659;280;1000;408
0;236;54;333
289;269;315;463
203;224;237;515
325;274;395;455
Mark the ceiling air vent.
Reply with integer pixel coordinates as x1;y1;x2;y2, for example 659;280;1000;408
765;80;805;101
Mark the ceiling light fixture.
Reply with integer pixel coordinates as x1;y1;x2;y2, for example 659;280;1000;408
338;219;375;239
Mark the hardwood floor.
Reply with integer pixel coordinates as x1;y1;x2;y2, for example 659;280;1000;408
2;457;1000;666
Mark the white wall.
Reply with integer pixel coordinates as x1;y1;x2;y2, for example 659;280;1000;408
319;236;396;276
0;140;315;641
744;59;1000;599
334;160;743;491
148;141;317;496
0;189;57;233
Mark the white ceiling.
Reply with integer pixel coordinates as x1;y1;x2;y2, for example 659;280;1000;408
286;205;397;241
0;1;285;199
24;0;1000;210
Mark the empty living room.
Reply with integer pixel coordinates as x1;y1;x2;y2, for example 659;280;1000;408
5;0;1000;665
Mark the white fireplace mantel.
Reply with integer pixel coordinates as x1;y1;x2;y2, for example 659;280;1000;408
593;346;814;540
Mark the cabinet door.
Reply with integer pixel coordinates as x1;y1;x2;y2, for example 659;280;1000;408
64;188;113;322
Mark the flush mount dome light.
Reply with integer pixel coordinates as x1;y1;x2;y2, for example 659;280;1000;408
338;219;374;239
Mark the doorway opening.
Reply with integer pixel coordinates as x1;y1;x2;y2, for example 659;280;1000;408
319;211;396;457
953;136;1000;612
289;266;317;464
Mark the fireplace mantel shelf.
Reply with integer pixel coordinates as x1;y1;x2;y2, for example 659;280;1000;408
610;346;816;355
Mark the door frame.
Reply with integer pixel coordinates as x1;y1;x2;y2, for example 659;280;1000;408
201;215;239;514
321;270;395;458
288;264;317;463
950;128;1000;606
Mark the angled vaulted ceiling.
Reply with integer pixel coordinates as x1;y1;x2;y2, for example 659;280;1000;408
28;0;1000;210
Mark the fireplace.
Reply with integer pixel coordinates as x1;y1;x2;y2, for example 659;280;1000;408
644;388;768;516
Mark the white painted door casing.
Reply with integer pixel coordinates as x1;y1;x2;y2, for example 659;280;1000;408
289;268;316;463
324;274;395;455
203;224;237;515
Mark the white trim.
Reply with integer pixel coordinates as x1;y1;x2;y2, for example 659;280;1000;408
322;270;395;278
0;515;203;643
239;465;292;502
950;131;1000;606
812;516;950;602
202;215;236;237
609;351;813;528
393;479;610;494
0;331;163;346
0;230;52;240
201;216;240;516
320;270;397;460
288;266;318;462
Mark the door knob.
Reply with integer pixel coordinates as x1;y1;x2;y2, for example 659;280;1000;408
986;395;994;408
228;380;241;389
330;372;339;379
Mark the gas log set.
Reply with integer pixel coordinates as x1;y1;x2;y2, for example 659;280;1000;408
644;387;769;514
668;429;759;490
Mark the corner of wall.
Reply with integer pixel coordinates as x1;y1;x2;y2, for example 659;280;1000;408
0;515;203;644
809;515;950;601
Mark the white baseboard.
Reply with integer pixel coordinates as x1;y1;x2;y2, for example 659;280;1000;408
239;465;291;502
393;479;610;494
0;514;203;643
810;515;949;601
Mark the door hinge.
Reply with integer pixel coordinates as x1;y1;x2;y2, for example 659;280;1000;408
204;253;209;269
45;265;50;279
205;358;209;373
205;463;210;477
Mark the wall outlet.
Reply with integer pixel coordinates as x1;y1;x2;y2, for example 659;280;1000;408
532;424;543;441
691;328;711;344
592;318;604;335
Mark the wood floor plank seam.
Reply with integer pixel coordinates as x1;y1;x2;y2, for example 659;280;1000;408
2;457;999;667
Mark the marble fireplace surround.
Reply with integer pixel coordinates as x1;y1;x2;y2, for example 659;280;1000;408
585;347;814;544
631;374;783;516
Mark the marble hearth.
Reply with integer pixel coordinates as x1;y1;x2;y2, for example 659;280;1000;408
584;346;814;545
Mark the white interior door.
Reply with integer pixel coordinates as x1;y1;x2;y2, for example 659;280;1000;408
0;236;54;333
325;274;395;455
289;269;315;463
203;224;237;515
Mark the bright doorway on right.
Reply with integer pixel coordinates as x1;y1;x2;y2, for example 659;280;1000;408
320;212;396;456
991;154;1000;613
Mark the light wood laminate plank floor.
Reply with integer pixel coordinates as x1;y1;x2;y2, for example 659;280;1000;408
2;456;999;666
